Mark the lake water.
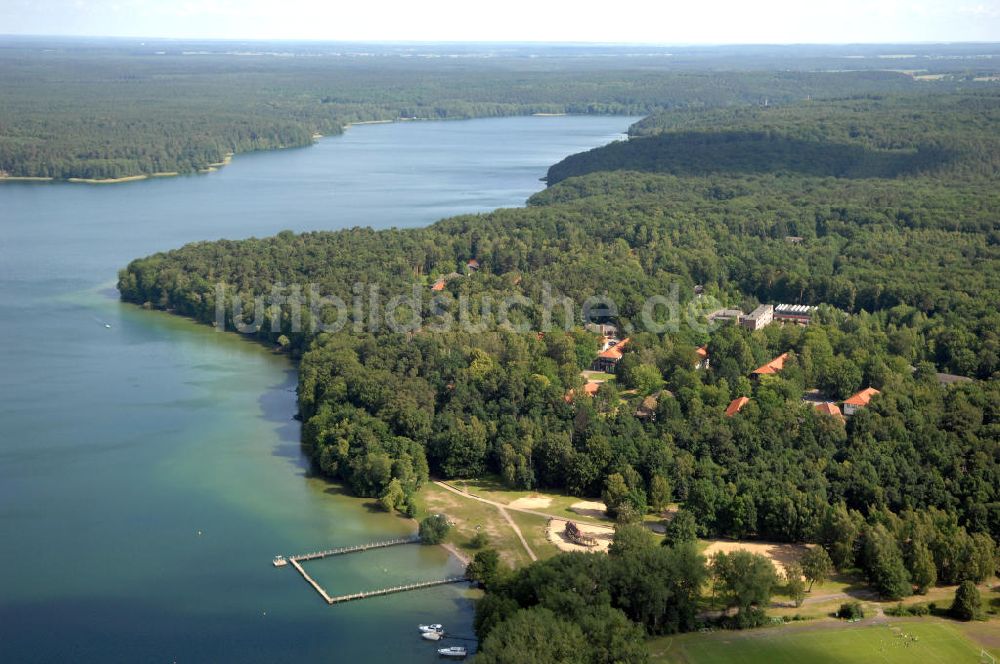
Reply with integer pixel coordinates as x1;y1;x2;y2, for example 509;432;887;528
0;115;636;662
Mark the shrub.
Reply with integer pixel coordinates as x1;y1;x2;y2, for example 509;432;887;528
419;514;451;544
950;580;984;621
837;601;864;620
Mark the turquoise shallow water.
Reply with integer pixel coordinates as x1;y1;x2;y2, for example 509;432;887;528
0;115;636;662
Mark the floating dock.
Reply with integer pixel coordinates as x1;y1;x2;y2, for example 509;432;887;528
275;536;466;605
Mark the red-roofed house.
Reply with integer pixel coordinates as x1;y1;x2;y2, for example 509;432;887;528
843;387;880;416
751;352;789;377
592;338;630;373
695;346;710;370
814;401;845;421
725;396;750;417
431;279;446;292
564;380;603;403
467;259;480;272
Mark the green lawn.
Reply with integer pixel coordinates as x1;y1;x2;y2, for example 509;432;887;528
650;620;995;664
419;481;532;567
447;475;615;526
507;509;563;560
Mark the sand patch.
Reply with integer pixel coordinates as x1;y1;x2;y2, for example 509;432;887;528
546;519;614;554
508;496;552;510
702;540;812;576
569;500;608;519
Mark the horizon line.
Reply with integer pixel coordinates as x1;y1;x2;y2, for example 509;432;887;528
2;34;1000;48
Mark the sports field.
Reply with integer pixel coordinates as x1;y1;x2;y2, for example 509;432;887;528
650;620;996;664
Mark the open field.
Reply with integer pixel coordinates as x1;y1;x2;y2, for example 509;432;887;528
420;481;532;567
506;509;562;560
649;618;998;664
446;476;615;525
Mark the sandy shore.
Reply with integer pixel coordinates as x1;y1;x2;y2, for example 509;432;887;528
0;175;56;182
441;542;471;566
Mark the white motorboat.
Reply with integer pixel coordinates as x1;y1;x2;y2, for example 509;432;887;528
418;624;444;633
421;631;443;641
437;646;467;658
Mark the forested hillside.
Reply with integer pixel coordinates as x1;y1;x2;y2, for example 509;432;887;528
121;90;999;537
547;94;1000;184
0;39;971;180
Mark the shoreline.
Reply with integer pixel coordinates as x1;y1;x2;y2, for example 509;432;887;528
2;113;625;185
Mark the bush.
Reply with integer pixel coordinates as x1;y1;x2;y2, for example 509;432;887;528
469;531;490;549
837;601;865;620
950;580;984;621
419;514;451;544
886;602;930;617
727;607;770;630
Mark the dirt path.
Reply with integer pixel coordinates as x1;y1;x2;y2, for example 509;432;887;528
435;481;615;531
434;481;538;562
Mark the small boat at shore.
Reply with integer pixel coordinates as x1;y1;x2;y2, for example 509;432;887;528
421;631;443;641
418;624;443;633
437;646;467;658
272;555;287;567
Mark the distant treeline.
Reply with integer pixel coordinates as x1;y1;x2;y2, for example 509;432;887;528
547;93;1000;184
0;43;955;180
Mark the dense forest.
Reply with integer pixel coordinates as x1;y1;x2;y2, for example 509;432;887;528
0;38;990;179
119;91;1000;652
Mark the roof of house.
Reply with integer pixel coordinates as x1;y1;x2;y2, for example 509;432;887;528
583;381;601;396
844;387;880;407
635;394;660;417
598;338;630;360
752;352;789;375
430;279;446;292
695;346;709;359
814;402;844;419
707;308;744;321
467;258;479;267
725;396;750;417
744;304;774;321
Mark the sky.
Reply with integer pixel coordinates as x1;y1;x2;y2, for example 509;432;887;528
1;0;999;43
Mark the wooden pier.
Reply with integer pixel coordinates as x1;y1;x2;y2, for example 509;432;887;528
275;535;466;605
328;576;467;605
289;558;334;604
283;535;420;563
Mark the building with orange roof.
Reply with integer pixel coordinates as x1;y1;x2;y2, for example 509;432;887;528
592;338;630;373
694;346;710;370
843;387;880;416
564;380;603;403
725;396;750;417
814;401;845;421
751;352;789;377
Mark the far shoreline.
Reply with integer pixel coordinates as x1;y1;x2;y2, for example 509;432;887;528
1;112;631;185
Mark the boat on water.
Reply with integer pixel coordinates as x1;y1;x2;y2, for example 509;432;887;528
418;624;444;633
437;646;467;658
272;555;287;567
421;631;443;641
